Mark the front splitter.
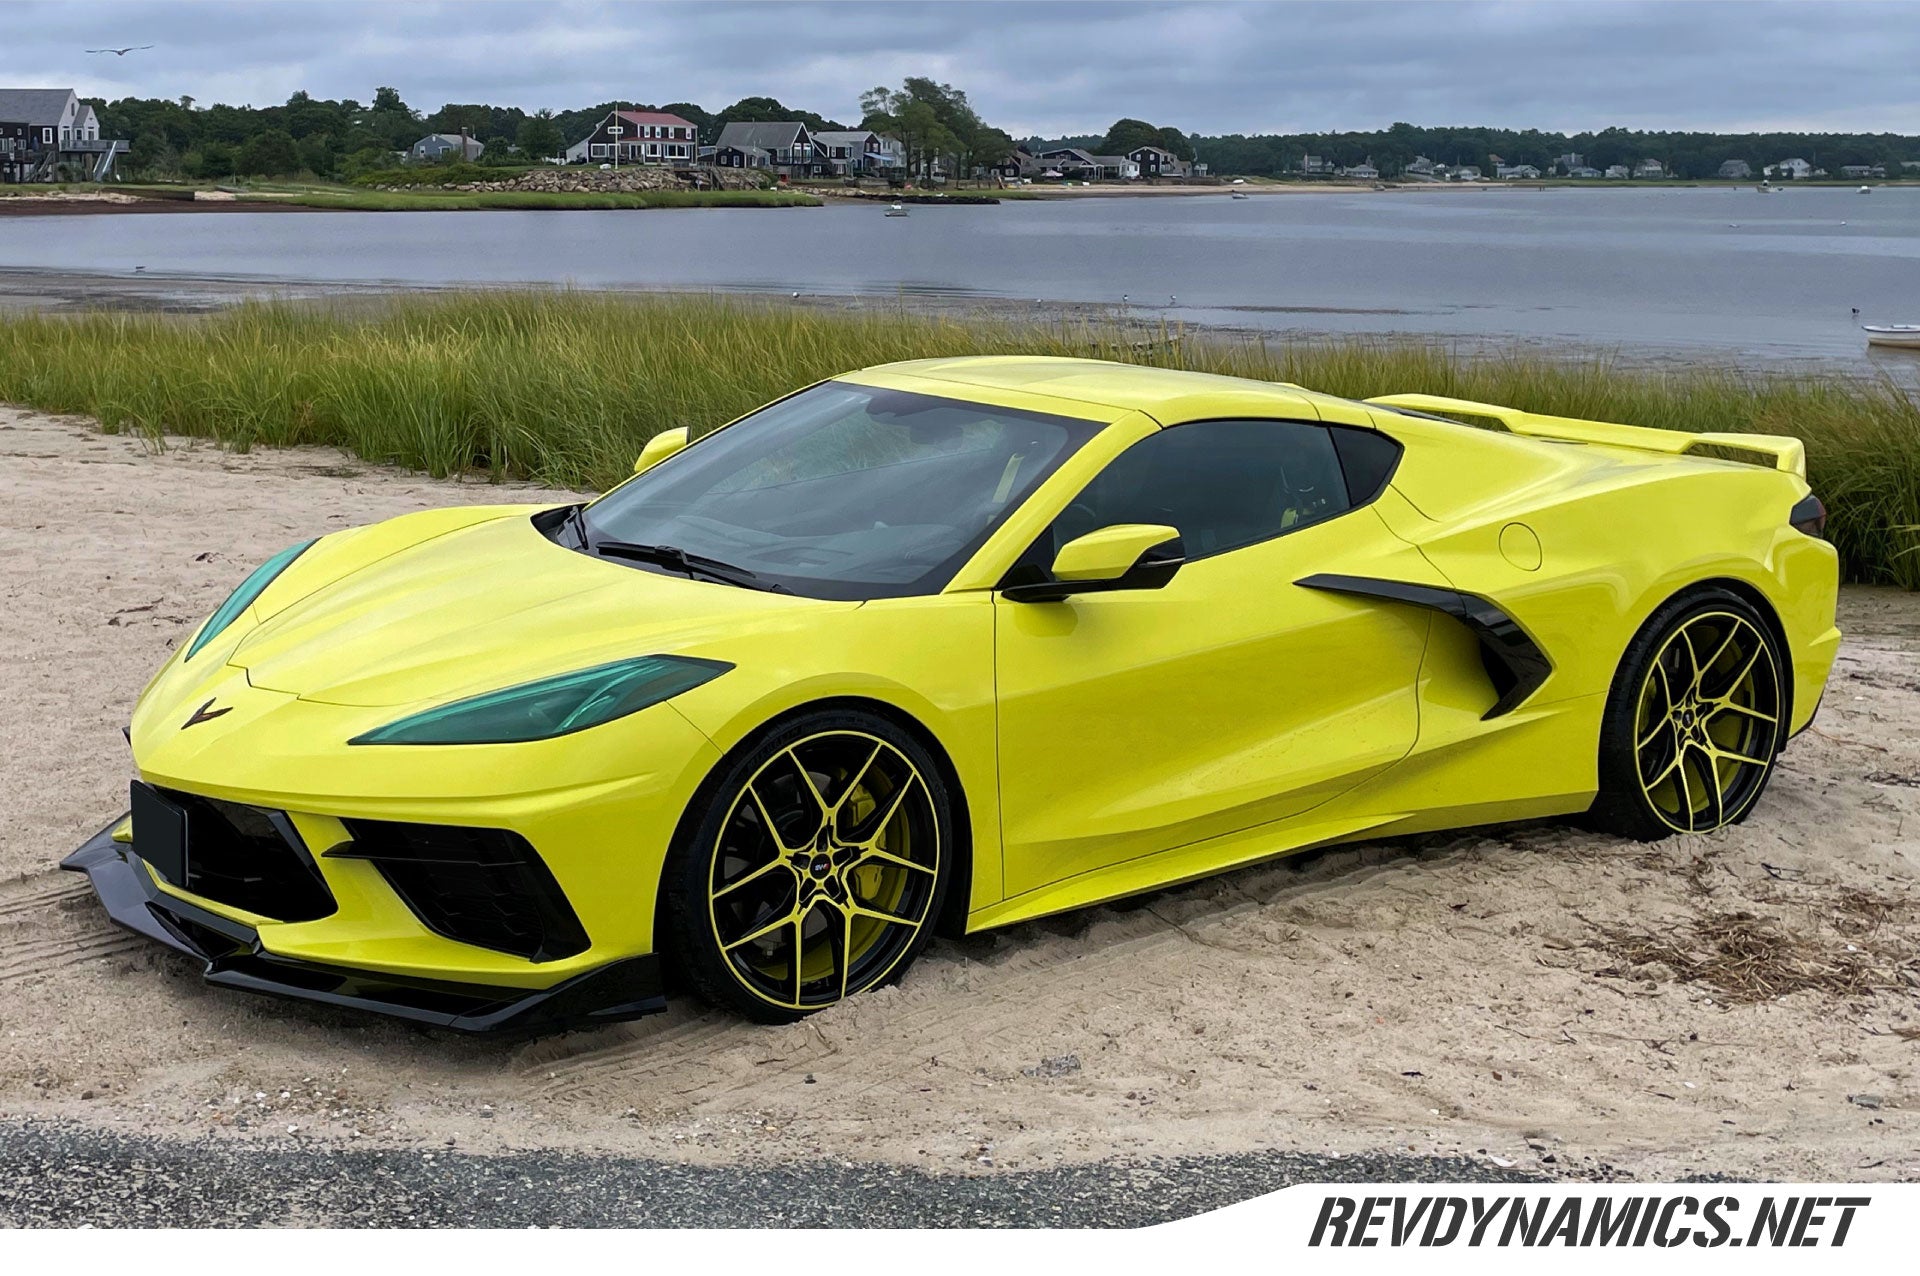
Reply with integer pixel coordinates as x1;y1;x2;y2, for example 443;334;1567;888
61;814;666;1035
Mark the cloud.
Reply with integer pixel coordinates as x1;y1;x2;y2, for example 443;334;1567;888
10;0;1918;137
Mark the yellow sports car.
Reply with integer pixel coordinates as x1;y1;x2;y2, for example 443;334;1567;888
65;358;1840;1031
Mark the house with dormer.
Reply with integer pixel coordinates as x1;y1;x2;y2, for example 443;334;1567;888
573;109;700;166
713;121;820;177
0;88;128;181
1127;145;1189;179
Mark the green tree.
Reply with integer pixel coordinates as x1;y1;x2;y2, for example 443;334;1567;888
184;140;235;179
1100;118;1163;155
296;133;336;176
236;129;298;177
861;78;1006;180
516;109;565;161
715;96;842;134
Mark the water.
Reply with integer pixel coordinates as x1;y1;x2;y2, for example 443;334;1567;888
4;185;1917;369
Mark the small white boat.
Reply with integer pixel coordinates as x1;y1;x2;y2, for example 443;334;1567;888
1230;190;1250;199
1864;324;1920;349
1859;185;1872;194
884;202;909;217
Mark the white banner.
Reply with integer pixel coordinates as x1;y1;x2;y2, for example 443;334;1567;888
2;1181;1908;1271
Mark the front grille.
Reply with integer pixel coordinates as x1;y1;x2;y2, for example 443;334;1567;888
156;788;336;922
333;821;590;963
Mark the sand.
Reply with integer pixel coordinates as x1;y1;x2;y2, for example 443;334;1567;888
2;403;1916;1181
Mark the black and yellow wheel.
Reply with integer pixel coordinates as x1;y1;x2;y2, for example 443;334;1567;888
659;710;954;1022
1592;589;1787;841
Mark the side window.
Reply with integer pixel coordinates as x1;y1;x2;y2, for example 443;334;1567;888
1046;419;1355;564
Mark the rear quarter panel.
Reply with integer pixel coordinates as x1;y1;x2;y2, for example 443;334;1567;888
1383;417;1839;730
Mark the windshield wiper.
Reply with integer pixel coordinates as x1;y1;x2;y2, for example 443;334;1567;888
591;539;789;594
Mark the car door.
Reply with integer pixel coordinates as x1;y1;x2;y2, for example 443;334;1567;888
992;417;1444;898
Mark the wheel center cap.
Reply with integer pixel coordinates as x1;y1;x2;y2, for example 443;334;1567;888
808;853;834;879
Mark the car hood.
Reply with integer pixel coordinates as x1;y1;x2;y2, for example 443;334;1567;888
230;512;845;708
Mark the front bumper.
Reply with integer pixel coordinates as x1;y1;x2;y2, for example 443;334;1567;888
61;816;666;1035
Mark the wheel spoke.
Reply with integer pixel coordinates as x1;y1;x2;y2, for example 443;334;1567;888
827;901;852;1002
1637;704;1677;750
1697;624;1742;690
1710;744;1771;769
784;747;832;819
1644;746;1685;789
855;845;936;876
723;906;798;953
1699;746;1727;827
713;856;792;901
1703;639;1764;703
1675;626;1706;691
832;742;886;817
1705;699;1777;727
849;900;919;929
746;784;799;854
1675;743;1698;830
848;772;919;847
789;908;809;1006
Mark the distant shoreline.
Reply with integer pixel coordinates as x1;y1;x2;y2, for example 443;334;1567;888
3;177;1913;216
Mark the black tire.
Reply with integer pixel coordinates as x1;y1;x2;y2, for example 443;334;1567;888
657;708;956;1023
1590;587;1788;841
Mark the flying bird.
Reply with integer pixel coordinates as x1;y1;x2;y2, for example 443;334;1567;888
86;45;154;56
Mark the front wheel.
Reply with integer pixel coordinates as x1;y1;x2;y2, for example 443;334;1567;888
658;710;954;1022
1590;589;1787;841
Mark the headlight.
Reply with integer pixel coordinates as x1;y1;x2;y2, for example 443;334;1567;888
183;539;316;662
348;655;732;746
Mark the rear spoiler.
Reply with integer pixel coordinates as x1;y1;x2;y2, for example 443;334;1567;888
1365;393;1807;480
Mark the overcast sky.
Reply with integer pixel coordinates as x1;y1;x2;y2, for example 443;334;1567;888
12;0;1916;137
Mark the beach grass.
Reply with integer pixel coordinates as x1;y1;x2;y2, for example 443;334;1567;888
0;291;1913;587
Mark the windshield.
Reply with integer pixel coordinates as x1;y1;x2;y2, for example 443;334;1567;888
581;382;1104;599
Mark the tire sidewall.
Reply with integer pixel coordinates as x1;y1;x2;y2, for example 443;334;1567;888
658;708;956;1023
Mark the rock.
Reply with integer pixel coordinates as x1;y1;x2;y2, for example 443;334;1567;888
1021;1054;1082;1080
1849;1093;1883;1110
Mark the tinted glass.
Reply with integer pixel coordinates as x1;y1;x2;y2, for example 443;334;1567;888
583;382;1101;600
1033;419;1353;567
1329;425;1402;505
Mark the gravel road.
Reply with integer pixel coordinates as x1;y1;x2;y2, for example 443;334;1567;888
0;1118;1543;1228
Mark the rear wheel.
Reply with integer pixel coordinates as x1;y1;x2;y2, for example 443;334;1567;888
1591;590;1786;840
659;711;953;1022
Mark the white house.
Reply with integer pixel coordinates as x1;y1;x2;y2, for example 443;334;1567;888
1632;159;1667;179
1767;157;1813;180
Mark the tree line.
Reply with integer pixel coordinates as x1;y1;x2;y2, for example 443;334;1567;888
1150;123;1919;179
89;79;1016;182
87;83;1919;183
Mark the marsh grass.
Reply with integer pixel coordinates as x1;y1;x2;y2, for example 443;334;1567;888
0;291;1914;586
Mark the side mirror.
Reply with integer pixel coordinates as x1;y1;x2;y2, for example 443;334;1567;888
633;427;690;475
1002;523;1183;603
